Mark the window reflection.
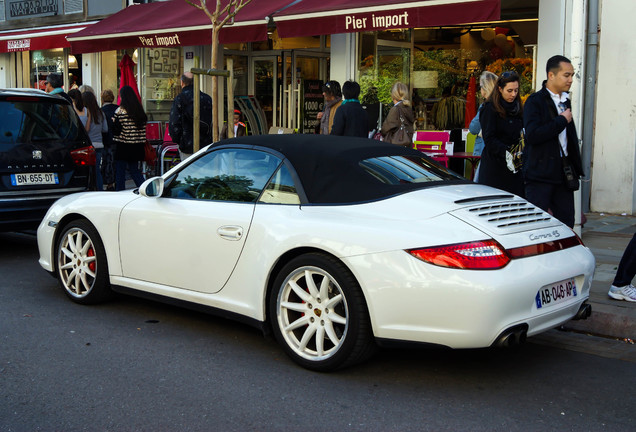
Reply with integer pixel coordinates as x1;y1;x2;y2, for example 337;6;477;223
165;148;281;202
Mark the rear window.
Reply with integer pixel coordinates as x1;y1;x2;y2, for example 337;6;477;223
360;155;463;185
0;97;84;150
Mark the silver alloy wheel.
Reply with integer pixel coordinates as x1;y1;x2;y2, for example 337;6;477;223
57;227;97;299
276;266;349;361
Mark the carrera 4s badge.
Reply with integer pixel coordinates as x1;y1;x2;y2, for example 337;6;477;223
529;230;561;241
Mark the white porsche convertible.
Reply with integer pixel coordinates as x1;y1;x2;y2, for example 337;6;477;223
37;135;594;371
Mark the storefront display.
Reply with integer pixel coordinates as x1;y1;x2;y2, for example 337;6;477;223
30;49;65;90
142;47;182;123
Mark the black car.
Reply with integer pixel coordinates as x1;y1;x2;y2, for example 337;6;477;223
0;88;95;231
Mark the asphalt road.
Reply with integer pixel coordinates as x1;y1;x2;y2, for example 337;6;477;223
1;232;634;432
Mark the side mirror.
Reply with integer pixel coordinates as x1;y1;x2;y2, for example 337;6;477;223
139;176;164;197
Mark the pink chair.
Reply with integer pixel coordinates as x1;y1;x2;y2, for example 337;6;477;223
413;131;450;167
158;124;180;175
146;121;163;144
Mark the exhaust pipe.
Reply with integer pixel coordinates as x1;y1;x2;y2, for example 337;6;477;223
493;324;528;348
572;302;592;320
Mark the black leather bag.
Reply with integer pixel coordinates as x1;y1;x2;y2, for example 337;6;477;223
562;156;580;191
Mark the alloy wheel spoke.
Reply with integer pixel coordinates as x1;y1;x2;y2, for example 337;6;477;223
324;320;341;346
325;293;342;310
315;326;325;356
284;315;310;332
329;311;347;326
305;270;320;298
281;300;307;313
288;279;313;303
298;325;317;351
319;276;330;300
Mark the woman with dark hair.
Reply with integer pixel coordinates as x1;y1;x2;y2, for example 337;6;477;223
112;85;147;191
477;70;525;197
316;80;342;135
82;90;108;191
68;89;89;131
100;89;119;191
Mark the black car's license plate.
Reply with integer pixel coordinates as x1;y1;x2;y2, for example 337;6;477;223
11;173;59;186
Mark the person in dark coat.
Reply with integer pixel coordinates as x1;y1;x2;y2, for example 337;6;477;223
113;85;147;191
101;89;119;190
477;71;525;197
330;81;369;138
523;55;584;228
169;72;213;159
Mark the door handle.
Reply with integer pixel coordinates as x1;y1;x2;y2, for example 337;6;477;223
217;225;244;241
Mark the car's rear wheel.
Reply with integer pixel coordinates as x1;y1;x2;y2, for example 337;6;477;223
270;253;375;371
56;219;111;304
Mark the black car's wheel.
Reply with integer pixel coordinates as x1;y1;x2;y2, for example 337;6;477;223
56;220;111;304
270;253;376;371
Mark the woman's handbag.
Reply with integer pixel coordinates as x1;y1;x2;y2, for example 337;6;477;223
390;115;412;147
507;129;525;173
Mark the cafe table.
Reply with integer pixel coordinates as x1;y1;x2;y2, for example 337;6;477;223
447;152;481;180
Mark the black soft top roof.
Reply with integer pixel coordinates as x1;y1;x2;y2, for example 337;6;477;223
213;134;462;204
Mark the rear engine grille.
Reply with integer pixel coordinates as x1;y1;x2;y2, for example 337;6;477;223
468;202;551;229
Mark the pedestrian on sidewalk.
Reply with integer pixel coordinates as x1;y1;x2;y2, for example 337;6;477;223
523;55;584;228
330;80;369;138
169;72;213;160
609;233;636;302
316;80;342;135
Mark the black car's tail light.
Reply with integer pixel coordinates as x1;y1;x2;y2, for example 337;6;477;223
70;146;96;166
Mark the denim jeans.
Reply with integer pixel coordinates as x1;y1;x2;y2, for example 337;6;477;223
94;148;103;191
115;160;145;191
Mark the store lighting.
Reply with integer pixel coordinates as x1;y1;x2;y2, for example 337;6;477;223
68;55;78;68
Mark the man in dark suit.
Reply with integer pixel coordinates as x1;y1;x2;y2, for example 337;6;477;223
523;55;584;228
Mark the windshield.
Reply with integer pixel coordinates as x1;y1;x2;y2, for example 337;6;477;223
0;97;84;150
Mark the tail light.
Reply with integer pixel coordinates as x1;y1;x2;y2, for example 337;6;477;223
408;240;510;270
408;236;582;270
70;146;96;166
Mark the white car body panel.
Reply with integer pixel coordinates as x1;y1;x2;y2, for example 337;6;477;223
118;197;254;293
37;181;595;349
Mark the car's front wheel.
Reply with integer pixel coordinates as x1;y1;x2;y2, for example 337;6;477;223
270;253;375;371
56;219;111;304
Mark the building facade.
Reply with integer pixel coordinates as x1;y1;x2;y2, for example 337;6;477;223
1;0;634;217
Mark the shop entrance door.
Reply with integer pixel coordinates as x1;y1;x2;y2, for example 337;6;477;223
251;56;279;133
251;51;328;133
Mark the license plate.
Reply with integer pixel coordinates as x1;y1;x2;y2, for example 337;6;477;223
11;173;59;186
535;278;577;309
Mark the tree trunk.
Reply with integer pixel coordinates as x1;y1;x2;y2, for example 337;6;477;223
211;26;220;142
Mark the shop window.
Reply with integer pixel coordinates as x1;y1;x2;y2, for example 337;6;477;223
30;49;65;91
411;25;535;130
358;32;411;126
142;47;183;123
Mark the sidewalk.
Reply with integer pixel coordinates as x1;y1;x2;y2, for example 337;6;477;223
561;212;636;340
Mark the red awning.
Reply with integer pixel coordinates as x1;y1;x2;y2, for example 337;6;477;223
68;0;292;54
274;0;501;38
0;22;97;54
